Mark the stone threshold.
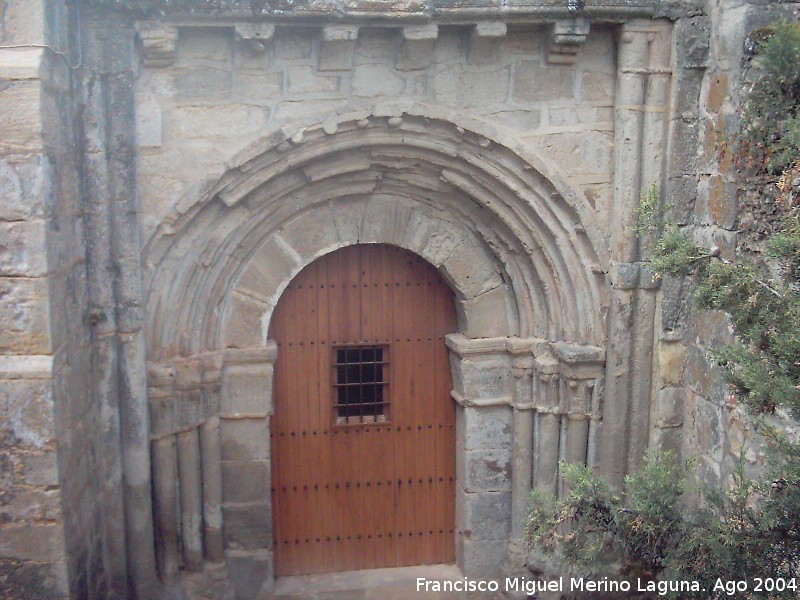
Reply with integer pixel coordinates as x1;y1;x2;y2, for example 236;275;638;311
272;564;472;599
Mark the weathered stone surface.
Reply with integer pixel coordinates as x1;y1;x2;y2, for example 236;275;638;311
352;63;406;97
462;490;511;541
220;418;269;461
655;386;685;428
0;220;48;277
0;81;42;153
0;523;65;562
658;341;687;386
226;549;273;598
221;459;270;504
456;537;507;578
222;503;272;550
463;448;512;492
221;363;274;415
434;64;510;108
513;61;574;102
0;278;51;354
459;405;512;451
0;378;53;448
287;65;340;94
169;105;269;141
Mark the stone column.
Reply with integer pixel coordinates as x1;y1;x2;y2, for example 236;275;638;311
148;363;179;581
200;353;225;562
601;20;671;487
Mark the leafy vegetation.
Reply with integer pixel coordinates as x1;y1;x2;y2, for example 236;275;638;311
526;21;800;597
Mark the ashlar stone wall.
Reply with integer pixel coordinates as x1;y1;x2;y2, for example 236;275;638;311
135;23;617;248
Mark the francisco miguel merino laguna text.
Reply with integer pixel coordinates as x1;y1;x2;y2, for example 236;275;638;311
416;576;703;595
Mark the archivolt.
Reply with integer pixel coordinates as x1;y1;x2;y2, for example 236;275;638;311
143;105;609;359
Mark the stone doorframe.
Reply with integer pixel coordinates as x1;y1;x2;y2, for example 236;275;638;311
141;104;639;596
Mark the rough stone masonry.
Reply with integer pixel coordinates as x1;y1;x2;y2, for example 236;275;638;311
0;0;797;597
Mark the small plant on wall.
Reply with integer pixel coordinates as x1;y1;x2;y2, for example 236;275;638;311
525;22;800;597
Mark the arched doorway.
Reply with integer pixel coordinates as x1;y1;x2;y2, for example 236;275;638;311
269;244;458;576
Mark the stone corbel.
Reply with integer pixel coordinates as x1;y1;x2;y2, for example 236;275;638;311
135;21;178;68
546;17;590;65
445;334;512;407
396;24;438;71
319;25;359;71
234;22;275;54
468;21;507;66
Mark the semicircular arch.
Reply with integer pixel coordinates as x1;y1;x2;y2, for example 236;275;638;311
143;107;609;359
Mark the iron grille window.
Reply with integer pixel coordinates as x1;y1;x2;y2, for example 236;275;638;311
333;345;389;425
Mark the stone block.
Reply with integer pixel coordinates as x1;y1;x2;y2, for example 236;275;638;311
458;285;514;338
275;98;348;123
221;460;270;504
655;387;685;429
451;355;512;405
487;109;540;132
352;64;406;97
463;448;511;492
462;490;511;541
0;558;68;599
468;22;507;66
441;241;503;300
577;28;615;73
675;16;710;69
226;550;273;598
19;450;58;486
434;64;510;108
0;81;42;153
232;71;283;99
280;208;340;263
0;523;65;562
405;215;463;268
0;277;51;354
173;68;232;100
220;418;269;461
580;71;615;103
0;47;43;80
135;95;162;148
330;197;367;243
461;405;512;451
0;220;48;277
222;503;272;550
221;291;269;350
457;537;507;578
169;104;269;142
396;25;438;71
2;0;45;45
513;61;574;103
176;28;231;66
359;197;413;245
319;41;356;72
658;341;687;386
273;30;313;60
0;486;62;522
237;238;300;305
221;363;273;415
287;65;340;94
707;174;737;229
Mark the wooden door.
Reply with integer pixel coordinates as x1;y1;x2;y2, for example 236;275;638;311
269;244;457;576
